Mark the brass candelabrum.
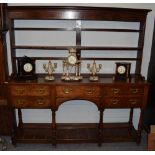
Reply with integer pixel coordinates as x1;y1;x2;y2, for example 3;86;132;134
43;60;57;81
87;60;102;81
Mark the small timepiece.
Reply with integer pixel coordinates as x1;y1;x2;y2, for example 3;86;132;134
17;56;37;80
114;62;131;81
67;48;77;65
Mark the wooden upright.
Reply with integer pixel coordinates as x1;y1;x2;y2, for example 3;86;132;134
0;4;11;135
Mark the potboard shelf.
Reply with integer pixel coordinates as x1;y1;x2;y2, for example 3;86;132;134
14;123;137;144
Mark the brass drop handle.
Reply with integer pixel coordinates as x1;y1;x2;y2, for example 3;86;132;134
37;99;44;105
87;88;95;94
111;99;119;105
64;88;73;94
17;99;25;105
38;89;45;94
129;99;137;105
112;88;120;94
16;89;25;95
130;88;138;94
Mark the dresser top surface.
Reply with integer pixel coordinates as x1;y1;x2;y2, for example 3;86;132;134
7;76;148;85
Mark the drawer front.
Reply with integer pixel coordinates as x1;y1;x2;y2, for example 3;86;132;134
11;97;51;108
103;97;143;108
103;85;144;96
56;86;100;98
10;85;50;96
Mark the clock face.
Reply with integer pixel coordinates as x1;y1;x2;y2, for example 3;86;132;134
23;63;33;72
68;55;77;65
117;65;126;74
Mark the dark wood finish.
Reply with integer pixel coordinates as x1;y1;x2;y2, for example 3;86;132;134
0;5;151;146
14;57;139;61
7;6;150;21
6;77;149;145
14;27;141;32
13;45;141;51
0;4;12;135
9;123;138;144
14;27;76;31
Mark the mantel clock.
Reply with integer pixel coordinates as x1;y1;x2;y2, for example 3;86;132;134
17;56;37;80
114;62;131;81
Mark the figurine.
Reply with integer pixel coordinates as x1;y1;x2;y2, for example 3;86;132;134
43;60;57;81
87;60;102;81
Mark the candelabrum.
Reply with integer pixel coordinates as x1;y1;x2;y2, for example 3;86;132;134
87;60;102;81
43;60;57;81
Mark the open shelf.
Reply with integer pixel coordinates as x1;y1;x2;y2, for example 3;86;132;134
15;123;137;144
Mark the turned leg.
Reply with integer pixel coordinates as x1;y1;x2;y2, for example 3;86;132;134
11;109;17;147
18;108;23;129
98;109;104;146
136;108;144;145
52;109;57;146
128;108;133;133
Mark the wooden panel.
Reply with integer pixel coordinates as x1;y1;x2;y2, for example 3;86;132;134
11;97;51;108
103;85;144;96
56;86;100;98
56;97;100;109
7;6;151;21
10;85;50;96
103;96;142;108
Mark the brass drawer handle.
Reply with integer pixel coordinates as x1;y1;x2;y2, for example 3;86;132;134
112;88;120;94
129;99;137;105
87;88;95;94
111;99;119;105
64;88;73;94
130;88;138;94
17;99;25;105
38;89;45;94
16;89;25;95
37;99;45;105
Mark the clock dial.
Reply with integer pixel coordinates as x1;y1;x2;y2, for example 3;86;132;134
23;63;33;72
68;55;77;65
117;65;126;74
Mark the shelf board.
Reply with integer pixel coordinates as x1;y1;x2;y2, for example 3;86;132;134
81;28;141;32
15;123;137;144
14;27;76;31
14;57;139;61
13;27;141;33
13;45;141;51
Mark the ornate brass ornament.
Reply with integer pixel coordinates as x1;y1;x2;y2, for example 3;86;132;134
43;60;57;81
87;60;102;81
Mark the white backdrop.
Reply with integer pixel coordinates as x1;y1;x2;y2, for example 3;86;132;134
6;3;155;129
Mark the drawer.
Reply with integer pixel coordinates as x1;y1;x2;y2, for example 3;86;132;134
11;97;51;108
103;85;144;96
56;86;100;98
10;85;50;96
103;97;143;108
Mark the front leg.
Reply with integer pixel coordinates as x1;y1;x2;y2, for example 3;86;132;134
11;108;17;147
136;108;144;145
